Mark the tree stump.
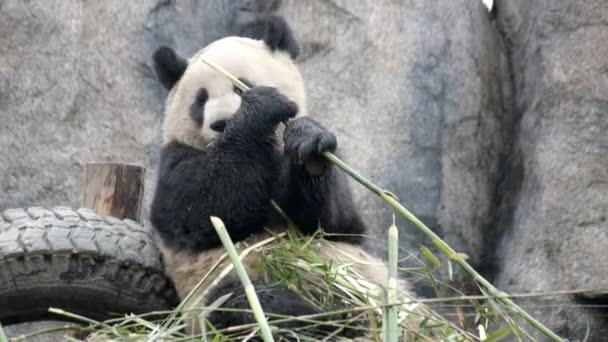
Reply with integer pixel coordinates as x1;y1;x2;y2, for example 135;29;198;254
81;163;145;222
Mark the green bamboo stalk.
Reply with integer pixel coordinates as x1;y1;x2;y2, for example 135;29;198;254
199;57;563;342
324;152;563;342
0;322;8;342
386;221;399;342
209;216;275;342
200;58;249;91
49;308;108;328
381;288;388;342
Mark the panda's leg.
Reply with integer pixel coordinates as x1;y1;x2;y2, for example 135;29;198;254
206;278;316;329
205;278;363;338
151;87;298;251
279;117;366;244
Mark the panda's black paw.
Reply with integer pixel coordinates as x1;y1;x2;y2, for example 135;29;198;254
241;86;298;125
284;117;337;176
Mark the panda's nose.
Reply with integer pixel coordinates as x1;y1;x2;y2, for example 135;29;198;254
210;119;228;133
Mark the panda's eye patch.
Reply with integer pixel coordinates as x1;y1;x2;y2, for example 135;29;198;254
189;87;208;127
195;88;209;105
233;78;254;96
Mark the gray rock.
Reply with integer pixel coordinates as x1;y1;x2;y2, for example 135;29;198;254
494;0;608;339
0;0;245;222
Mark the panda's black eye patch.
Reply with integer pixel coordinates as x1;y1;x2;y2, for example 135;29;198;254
195;88;209;105
189;87;208;127
233;78;254;96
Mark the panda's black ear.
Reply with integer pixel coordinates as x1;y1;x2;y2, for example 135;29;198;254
152;46;188;90
239;16;300;59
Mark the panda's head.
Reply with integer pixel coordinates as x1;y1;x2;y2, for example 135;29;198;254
152;16;306;149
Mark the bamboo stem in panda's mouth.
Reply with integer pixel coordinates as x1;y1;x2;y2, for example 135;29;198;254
200;58;250;95
197;57;564;342
200;57;294;127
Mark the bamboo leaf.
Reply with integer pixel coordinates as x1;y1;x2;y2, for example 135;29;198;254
199;293;233;342
420;246;441;267
483;326;512;342
449;252;470;261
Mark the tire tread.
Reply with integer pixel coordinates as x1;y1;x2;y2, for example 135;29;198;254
0;207;178;323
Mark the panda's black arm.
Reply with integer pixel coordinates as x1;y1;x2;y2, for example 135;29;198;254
150;87;298;252
150;141;277;252
279;117;366;244
280;159;366;245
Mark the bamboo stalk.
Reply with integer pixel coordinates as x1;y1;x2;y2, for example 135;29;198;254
199;57;563;342
49;308;107;327
326;154;563;342
200;58;249;92
210;217;275;342
381;287;388;342
0;323;8;342
385;221;399;342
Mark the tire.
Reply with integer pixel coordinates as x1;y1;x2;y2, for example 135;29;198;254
0;207;178;324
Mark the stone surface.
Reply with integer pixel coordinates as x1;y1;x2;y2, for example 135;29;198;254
0;0;246;221
280;0;511;290
494;0;608;339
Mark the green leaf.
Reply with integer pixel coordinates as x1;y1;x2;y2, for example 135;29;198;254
483;326;512;342
449;252;470;261
494;291;510;299
420;245;441;267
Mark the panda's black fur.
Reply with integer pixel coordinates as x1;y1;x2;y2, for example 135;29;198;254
150;16;371;337
151;90;365;253
238;15;301;58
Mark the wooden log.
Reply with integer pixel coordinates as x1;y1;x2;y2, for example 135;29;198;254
81;163;145;222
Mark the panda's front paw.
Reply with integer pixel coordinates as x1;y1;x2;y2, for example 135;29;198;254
241;86;298;125
284;117;337;176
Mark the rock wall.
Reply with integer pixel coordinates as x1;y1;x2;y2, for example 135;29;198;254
0;0;246;217
494;0;608;339
279;0;511;291
0;0;606;339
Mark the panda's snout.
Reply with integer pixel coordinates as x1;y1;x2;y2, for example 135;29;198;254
210;119;228;133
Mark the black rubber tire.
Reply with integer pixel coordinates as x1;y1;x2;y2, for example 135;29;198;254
0;207;178;324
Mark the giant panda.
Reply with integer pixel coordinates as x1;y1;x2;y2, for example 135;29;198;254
149;16;408;338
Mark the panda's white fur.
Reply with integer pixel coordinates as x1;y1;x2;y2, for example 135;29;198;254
159;232;396;304
163;37;307;150
150;16;412;338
